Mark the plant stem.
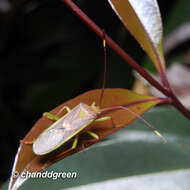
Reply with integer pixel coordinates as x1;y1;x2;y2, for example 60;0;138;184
170;91;190;119
62;0;170;96
62;0;190;120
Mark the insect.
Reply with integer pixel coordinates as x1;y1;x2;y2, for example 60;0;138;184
33;102;111;155
32;101;166;156
23;35;166;159
31;36;113;156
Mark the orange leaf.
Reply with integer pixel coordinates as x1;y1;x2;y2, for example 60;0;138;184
9;88;163;190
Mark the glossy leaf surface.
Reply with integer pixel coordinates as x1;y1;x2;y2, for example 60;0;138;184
8;88;162;190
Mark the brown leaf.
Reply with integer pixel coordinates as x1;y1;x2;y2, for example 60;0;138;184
9;88;163;190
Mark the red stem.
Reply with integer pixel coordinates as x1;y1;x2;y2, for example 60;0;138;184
170;91;190;119
62;0;170;97
62;0;190;120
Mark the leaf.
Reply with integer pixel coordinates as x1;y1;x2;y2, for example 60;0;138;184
108;0;166;74
8;88;163;190
2;106;190;190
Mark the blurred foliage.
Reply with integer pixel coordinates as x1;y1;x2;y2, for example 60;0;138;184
164;0;190;66
0;0;188;184
144;0;190;72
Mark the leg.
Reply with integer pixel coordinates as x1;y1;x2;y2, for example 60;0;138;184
94;116;111;122
43;112;60;121
72;135;79;149
94;116;117;128
56;106;71;116
87;131;99;139
82;117;116;144
50;147;74;163
50;136;78;162
43;106;71;121
81;130;99;144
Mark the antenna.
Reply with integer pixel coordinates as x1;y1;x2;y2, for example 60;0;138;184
118;106;167;143
102;105;167;144
98;31;107;107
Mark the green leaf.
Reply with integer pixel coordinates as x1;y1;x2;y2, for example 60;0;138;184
2;106;190;190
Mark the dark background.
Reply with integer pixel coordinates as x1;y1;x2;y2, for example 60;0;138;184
0;0;185;183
